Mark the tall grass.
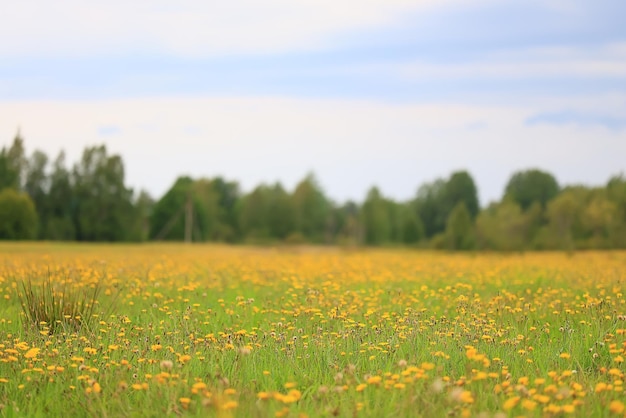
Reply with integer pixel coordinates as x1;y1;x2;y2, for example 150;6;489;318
16;274;109;334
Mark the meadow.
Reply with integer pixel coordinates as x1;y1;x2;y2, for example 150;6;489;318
0;244;625;417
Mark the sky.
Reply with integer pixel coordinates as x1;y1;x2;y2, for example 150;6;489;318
1;0;625;205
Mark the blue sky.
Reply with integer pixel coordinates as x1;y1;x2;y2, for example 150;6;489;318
1;0;625;204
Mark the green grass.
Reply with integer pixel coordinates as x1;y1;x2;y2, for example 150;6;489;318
0;246;625;417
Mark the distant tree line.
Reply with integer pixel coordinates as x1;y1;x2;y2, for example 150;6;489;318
1;133;626;251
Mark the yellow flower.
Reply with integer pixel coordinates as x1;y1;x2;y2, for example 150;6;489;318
222;400;238;410
459;391;474;404
610;400;625;414
24;348;40;359
521;399;536;411
503;396;520;411
366;376;382;385
191;382;207;394
179;397;191;409
257;391;271;400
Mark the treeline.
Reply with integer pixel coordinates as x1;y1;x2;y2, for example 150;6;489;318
1;133;626;250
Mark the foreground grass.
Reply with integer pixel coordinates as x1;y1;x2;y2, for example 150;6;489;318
1;243;626;417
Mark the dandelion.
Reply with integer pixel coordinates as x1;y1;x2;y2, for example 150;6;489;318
24;348;40;359
503;396;520;411
179;397;191;409
610;400;625;414
257;392;271;400
521;399;536;411
366;376;382;385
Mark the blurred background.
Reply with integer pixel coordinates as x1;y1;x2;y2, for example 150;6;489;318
0;0;625;249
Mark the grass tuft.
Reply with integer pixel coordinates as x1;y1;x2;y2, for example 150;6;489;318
16;273;110;334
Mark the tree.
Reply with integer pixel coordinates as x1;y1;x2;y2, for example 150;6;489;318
45;151;75;240
361;187;391;245
415;179;447;238
192;178;223;241
0;132;26;191
332;201;362;246
150;177;218;241
292;173;331;242
210;177;240;241
504;169;559;211
72;145;136;241
445;202;475;250
445;171;480;219
130;190;154;242
238;184;272;241
0;188;38;239
400;204;424;245
415;171;480;238
544;190;579;251
606;175;626;247
580;191;618;248
24;150;50;237
267;183;296;240
475;199;528;251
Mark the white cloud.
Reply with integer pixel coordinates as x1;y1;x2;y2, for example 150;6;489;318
0;0;482;58
1;95;624;204
395;42;626;80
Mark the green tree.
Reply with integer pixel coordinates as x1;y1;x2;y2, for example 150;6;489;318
445;202;475;250
72;145;136;241
150;177;217;241
475;199;528;251
416;171;480;239
130;190;154;242
210;177;240;242
0;132;26;191
238;184;271;241
267;183;296;240
400;204;424;245
24;150;50;237
0;188;38;239
193;178;222;241
361;187;390;245
445;171;480;219
606;175;626;247
45;151;75;240
544;190;580;251
292;173;331;242
415;179;447;238
504;169;559;211
580;191;618;248
332;201;362;246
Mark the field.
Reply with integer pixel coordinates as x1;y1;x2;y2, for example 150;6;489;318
1;244;626;417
